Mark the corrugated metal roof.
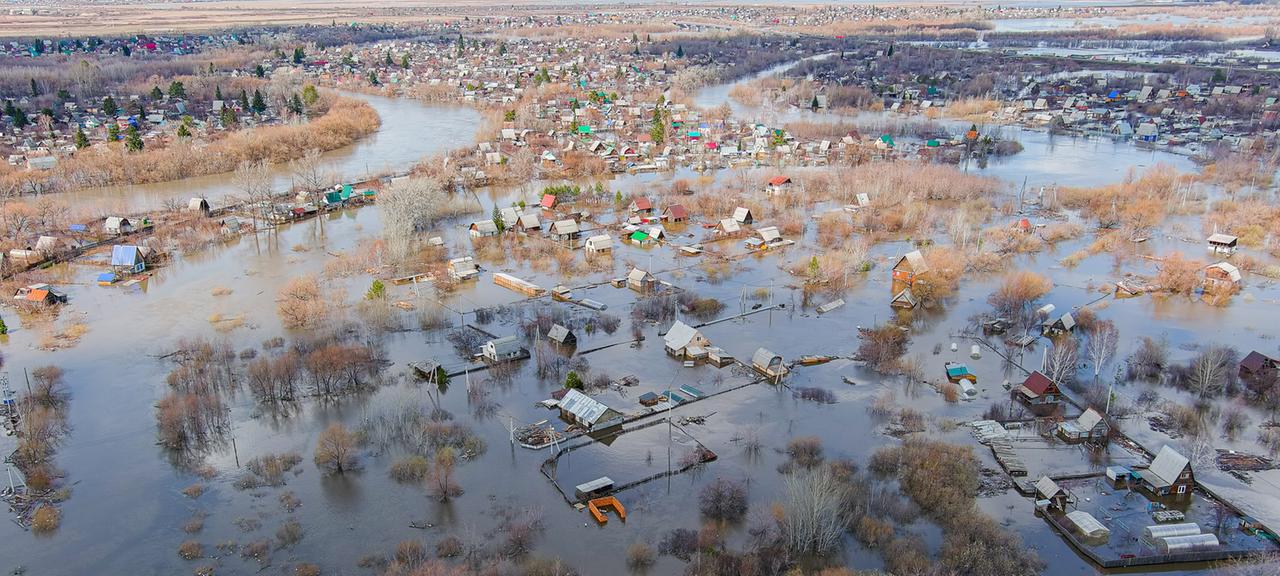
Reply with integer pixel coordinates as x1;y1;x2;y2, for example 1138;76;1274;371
664;320;700;350
560;389;611;425
1147;445;1190;489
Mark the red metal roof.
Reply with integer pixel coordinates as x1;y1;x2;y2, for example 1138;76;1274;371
541;194;556;208
1022;371;1056;395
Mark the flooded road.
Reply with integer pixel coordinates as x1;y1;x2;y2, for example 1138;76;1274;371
2;72;1274;576
71;93;482;214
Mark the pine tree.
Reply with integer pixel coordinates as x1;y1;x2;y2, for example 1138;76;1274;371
102;95;118;115
368;71;379;86
125;125;143;151
492;205;506;233
289;93;304;115
176;123;191;137
29;78;39;96
254;64;265;78
215;86;223;100
150;85;163;100
10;106;28;128
239;89;249;111
168;80;185;99
122;45;131;57
676;45;684;58
811;95;819;111
385;52;393;66
108;123;120;141
75;128;89;148
292;46;305;64
220;107;237;126
251;89;266;113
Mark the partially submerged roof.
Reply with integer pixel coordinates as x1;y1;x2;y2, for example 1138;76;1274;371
757;226;781;243
1035;476;1063;499
1022;371;1055;396
1207;233;1238;245
548;324;574;344
895;250;929;274
559;389;614;425
1207;262;1241;282
110;245;143;266
732;206;752;223
718;219;740;234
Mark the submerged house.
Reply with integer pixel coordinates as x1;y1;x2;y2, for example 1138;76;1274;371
717;218;741;235
104;216;134;235
1240;351;1278;380
1204;262;1241;291
732;206;754;225
1041;312;1076;336
751;348;787;379
663;320;709;358
1014;371;1061;413
891;250;929;287
469;220;500;237
447;256;480;281
890;287;918;309
1138;445;1194;499
626;268;657;292
1057;407;1109;442
1034;476;1070;510
550;219;581;240
662;204;689;223
482;336;523;362
585;234;613;254
13;283;67;306
187;197;211;215
1207;233;1239;255
110;245;148;274
628;197;654;214
548;324;577;346
558;389;624;432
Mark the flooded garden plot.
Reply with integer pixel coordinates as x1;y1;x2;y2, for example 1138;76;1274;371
1042;477;1278;568
545;421;712;505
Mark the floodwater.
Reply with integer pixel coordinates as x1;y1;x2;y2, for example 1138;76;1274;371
2;71;1277;576
988;14;1274;34
70;92;482;214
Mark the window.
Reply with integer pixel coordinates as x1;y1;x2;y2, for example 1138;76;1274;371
1177;485;1187;494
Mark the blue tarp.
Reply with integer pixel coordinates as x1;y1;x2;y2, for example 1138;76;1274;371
97;272;115;284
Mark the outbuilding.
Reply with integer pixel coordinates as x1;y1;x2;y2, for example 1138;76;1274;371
482;336;524;362
558;389;623;431
1207;233;1239;255
447;257;480;281
585;234;613;254
548;324;577;346
752;348;787;379
663;320;709;358
891;250;929;287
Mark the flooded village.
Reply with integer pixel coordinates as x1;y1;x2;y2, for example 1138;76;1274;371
5;2;1280;575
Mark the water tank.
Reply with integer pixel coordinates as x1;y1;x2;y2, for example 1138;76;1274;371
970;345;982;359
1143;523;1200;540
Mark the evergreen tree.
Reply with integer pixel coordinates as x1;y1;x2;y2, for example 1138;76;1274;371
887;44;894;57
254;64;265;78
239;88;249;110
107;123;120;141
811;95;819;111
385;52;393;66
29;78;39;96
150;85;163;100
401;54;410;69
292;46;305;64
215;86;223;100
289;93;304;115
251;89;266;113
102;95;118;116
168;80;186;99
176;123;191;138
75;127;89;148
208;62;215;74
124;125;143;151
57;88;70;100
220;107;237;126
676;45;684;58
122;45;131;57
456;35;465;57
0;314;7;335
498;42;507;55
492;205;505;233
302;84;319;106
650;105;665;145
368;71;380;86
10;106;28;128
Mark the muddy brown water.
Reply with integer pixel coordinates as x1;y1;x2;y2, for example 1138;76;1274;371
1;84;1275;576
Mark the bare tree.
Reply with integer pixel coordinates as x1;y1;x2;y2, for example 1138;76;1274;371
1045;337;1079;388
429;446;462;502
378;175;445;266
780;467;849;555
1086;319;1119;381
233;160;272;230
291;148;332;203
1189;345;1234;398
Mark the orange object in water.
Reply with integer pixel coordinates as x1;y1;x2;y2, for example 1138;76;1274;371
587;496;626;524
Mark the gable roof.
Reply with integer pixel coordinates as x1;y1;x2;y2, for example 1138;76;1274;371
767;176;791;186
1022;371;1056;396
541;194;557;208
732;206;752;223
757;226;781;243
1076;407;1103;431
559;389;614;425
517;213;542;230
1207;262;1241;282
627;268;653;283
718;218;740;233
630;197;652;211
1035;476;1063;499
110;245;142;266
664;204;688;220
1241;351;1275;372
548;324;574;344
551;219;580;235
1146;445;1190;489
894;250;929;274
664;320;702;350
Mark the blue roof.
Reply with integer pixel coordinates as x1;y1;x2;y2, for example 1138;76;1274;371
110;245;140;266
69;224;87;232
97;272;115;283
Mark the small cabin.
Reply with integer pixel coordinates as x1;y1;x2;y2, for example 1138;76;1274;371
890;287;918;309
516;212;542;233
662;204;689;223
1207;233;1238;255
1204;262;1241;290
1240;351;1278;380
13;283;67;306
1139;445;1194;500
628;197;653;214
1057;408;1109;442
1041;312;1076;336
663;320;709;358
1014;371;1061;413
469;220;500;237
186;197;211;215
110;245;148;274
104;216;134;235
482;336;523;362
548;324;577;346
891;250;929;287
765;176;792;194
732;206;754;224
626;268;656;292
717;218;741;235
1034;476;1070;511
550;219;581;240
558;389;623;432
585;234;613;254
447;256;479;281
